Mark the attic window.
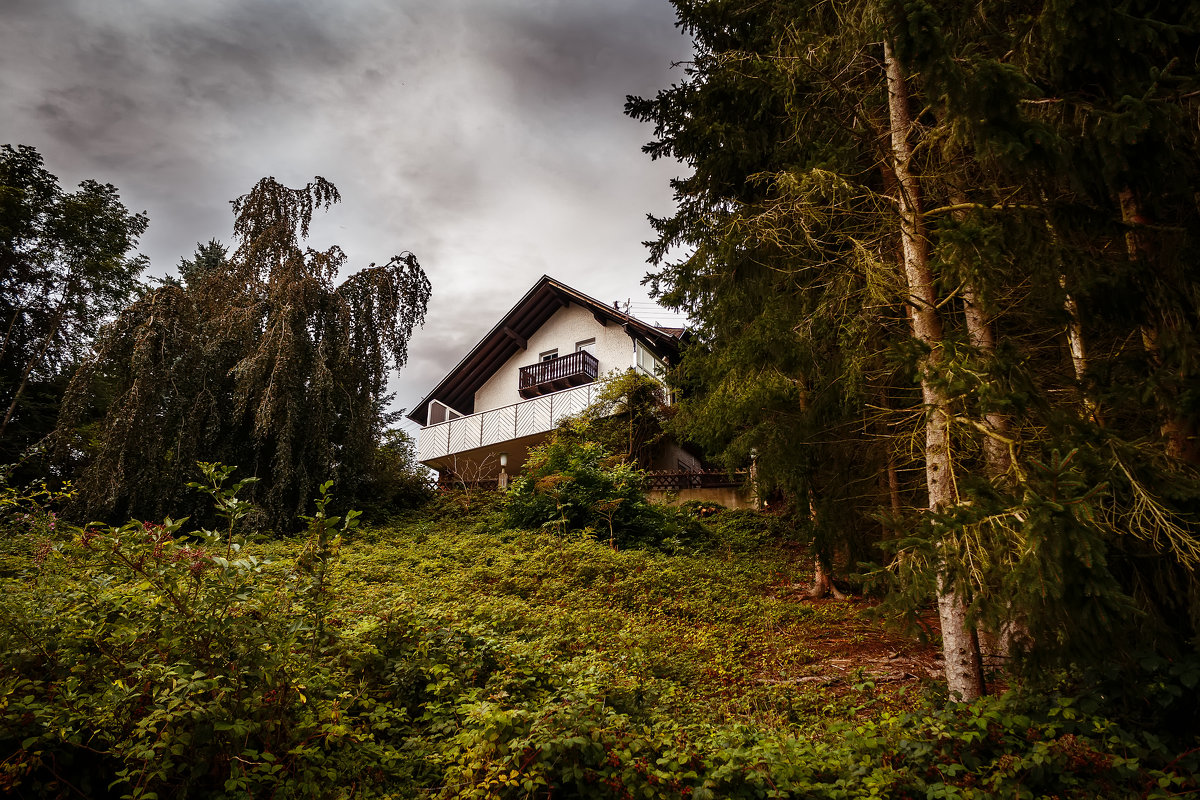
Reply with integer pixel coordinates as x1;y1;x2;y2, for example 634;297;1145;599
539;349;558;362
575;338;596;356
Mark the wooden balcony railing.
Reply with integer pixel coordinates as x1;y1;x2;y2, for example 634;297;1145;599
518;350;599;398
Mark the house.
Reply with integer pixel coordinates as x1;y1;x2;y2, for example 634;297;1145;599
407;275;751;506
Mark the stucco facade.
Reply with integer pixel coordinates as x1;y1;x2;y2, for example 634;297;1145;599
473;302;638;413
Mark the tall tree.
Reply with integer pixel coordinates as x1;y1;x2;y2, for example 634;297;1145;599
0;145;147;464
628;0;899;605
630;0;1200;697
56;177;430;530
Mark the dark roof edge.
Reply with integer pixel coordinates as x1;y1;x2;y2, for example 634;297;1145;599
405;275;682;425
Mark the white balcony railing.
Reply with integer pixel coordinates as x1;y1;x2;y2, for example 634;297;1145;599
417;382;602;463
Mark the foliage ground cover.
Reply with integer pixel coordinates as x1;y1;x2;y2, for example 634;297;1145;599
1;491;1196;798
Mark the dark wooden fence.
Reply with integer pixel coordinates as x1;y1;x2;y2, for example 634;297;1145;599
436;475;500;491
643;470;747;491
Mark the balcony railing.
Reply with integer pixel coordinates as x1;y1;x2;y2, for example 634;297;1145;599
417;382;602;463
518;350;598;398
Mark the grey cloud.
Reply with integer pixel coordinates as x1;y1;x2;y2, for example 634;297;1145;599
0;0;694;411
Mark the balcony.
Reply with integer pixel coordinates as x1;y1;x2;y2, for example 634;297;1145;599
518;350;598;398
417;381;602;464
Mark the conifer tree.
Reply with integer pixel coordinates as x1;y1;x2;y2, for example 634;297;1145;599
630;0;1200;696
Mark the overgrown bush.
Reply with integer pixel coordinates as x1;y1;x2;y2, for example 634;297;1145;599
2;468;1196;799
353;428;433;521
0;466;465;798
503;431;689;548
438;678;1198;799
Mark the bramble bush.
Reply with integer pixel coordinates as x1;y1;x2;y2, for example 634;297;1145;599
1;468;1196;798
0;465;485;798
436;673;1199;799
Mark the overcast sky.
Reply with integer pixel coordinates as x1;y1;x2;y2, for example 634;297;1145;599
0;0;694;422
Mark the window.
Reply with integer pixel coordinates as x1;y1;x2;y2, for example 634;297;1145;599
635;341;666;378
575;338;596;356
427;399;463;425
539;349;558;362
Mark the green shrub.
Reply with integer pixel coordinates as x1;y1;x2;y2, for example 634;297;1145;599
504;434;682;547
1;469;1195;799
0;467;437;798
353;428;434;522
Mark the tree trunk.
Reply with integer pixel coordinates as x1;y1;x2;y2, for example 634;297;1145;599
806;494;847;600
1060;277;1101;419
962;282;1012;481
0;308;20;367
1119;187;1199;464
0;303;66;440
948;191;1012;481
807;557;847;600
885;40;984;702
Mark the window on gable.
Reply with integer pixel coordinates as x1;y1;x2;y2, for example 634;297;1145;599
539;349;558;362
635;341;666;378
575;338;596;356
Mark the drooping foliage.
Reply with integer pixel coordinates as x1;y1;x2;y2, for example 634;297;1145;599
0;145;147;471
56;176;431;530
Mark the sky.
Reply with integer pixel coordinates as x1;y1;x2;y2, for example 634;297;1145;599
0;0;694;423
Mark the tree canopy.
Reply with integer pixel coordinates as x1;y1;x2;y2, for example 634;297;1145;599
0;144;147;468
56;176;431;530
629;0;1200;698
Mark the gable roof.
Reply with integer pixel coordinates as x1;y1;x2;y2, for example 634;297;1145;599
406;275;683;425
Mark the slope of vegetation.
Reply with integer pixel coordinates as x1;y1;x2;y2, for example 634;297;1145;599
1;484;1195;799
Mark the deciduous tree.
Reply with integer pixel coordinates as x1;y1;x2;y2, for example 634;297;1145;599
0;145;147;464
57;176;430;530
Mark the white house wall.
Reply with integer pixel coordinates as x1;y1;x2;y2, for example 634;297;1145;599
473;302;638;413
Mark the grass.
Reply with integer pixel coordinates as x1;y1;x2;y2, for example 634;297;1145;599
258;502;937;730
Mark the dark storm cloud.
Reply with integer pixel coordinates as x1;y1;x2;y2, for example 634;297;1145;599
0;0;693;414
482;4;682;103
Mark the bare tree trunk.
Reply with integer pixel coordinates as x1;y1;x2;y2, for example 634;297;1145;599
1038;192;1101;420
1119;187;1199;464
957;241;1021;666
808;558;848;600
949;191;1012;481
1060;277;1101;416
806;494;847;600
0;308;20;367
885;40;984;702
887;453;902;516
962;283;1012;480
